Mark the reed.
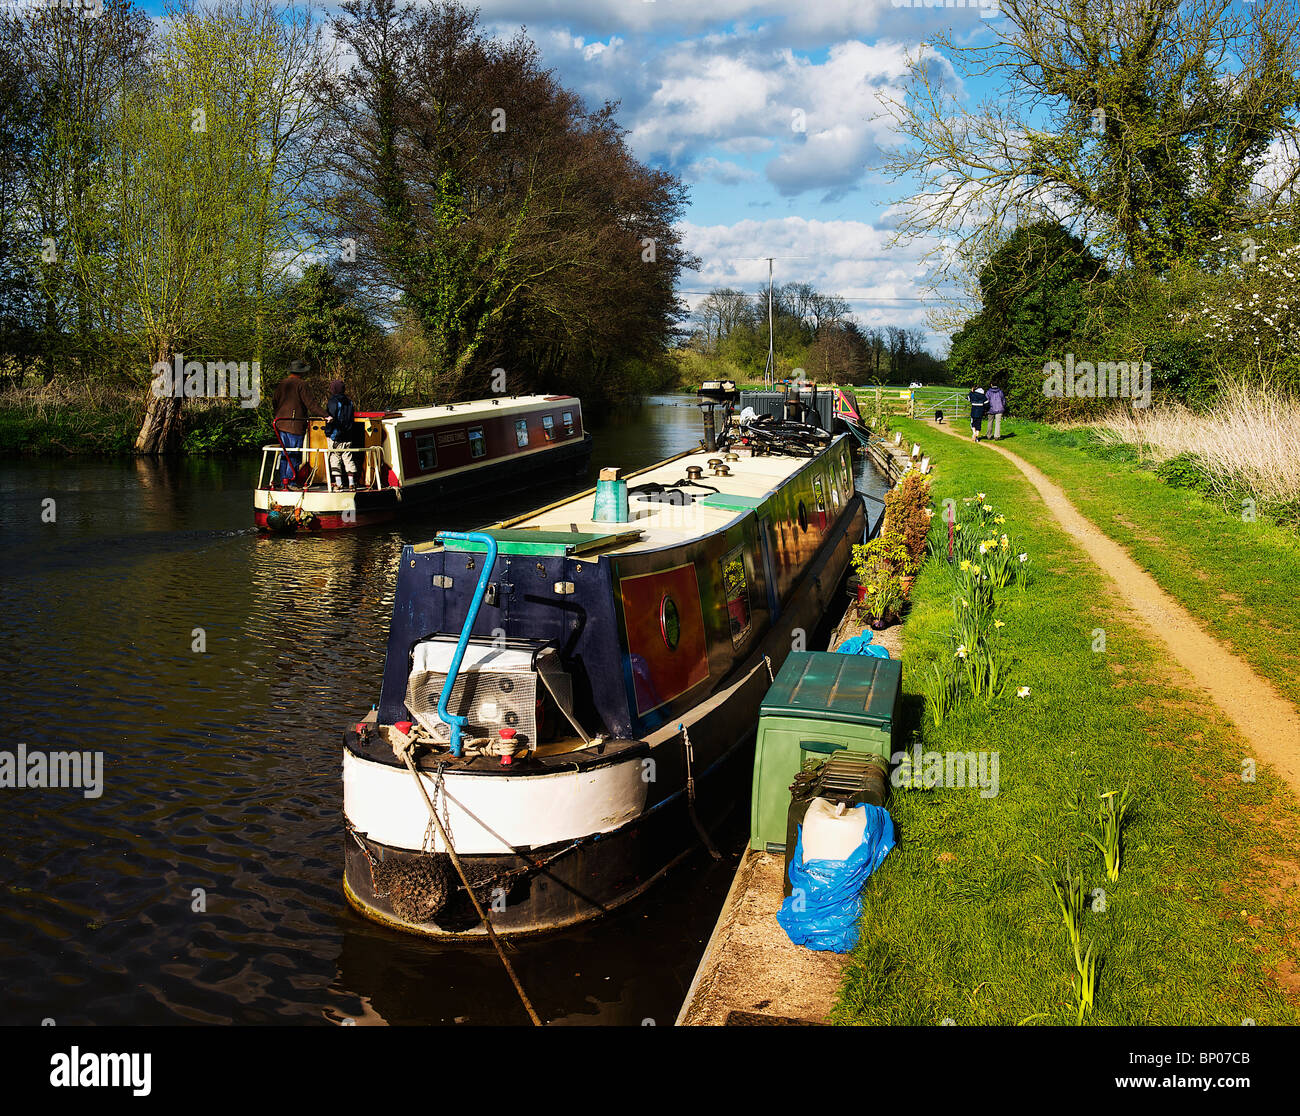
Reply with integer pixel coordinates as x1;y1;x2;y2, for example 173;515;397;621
1087;381;1300;509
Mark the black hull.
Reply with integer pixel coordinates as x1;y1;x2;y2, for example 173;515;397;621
344;735;751;938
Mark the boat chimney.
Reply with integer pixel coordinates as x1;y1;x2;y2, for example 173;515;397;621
696;380;738;453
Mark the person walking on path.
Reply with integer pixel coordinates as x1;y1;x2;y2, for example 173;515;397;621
324;378;359;490
272;360;322;486
986;383;1007;440
967;385;988;442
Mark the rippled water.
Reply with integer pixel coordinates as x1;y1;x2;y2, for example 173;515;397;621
0;396;888;1025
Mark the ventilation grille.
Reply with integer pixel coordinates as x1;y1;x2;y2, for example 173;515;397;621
406;667;538;748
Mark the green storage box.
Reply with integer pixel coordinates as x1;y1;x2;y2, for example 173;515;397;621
750;651;901;852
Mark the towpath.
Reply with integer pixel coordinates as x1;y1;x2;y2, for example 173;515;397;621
924;419;1300;798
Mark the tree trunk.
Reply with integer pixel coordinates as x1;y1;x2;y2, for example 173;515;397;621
135;344;183;454
135;390;183;455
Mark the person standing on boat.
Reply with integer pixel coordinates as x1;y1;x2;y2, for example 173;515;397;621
986;383;1007;440
272;360;321;486
324;378;359;490
967;385;988;442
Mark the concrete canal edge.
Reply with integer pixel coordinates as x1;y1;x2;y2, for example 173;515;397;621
676;488;907;1026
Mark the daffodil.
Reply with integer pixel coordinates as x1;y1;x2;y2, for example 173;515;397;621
956;645;968;659
994;619;1005;629
1018;553;1028;563
976;492;986;500
959;559;972;572
982;504;992;512
1016;686;1031;698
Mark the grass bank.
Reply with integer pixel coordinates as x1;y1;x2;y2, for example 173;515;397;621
832;416;1300;1025
0;381;266;456
1003;420;1300;711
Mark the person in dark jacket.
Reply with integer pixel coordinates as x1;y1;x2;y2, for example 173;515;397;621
967;385;988;441
986;383;1007;440
324;378;358;490
271;360;321;485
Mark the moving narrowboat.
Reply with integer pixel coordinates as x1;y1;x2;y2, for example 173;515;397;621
341;389;866;937
254;394;592;531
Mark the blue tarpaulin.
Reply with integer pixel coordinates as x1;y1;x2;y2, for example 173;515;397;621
835;633;890;659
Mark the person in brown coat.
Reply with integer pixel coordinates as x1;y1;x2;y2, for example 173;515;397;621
271;360;322;485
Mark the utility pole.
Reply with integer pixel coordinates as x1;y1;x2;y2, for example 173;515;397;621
733;256;808;387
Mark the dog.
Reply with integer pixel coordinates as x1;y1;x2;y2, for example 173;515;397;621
934;409;944;423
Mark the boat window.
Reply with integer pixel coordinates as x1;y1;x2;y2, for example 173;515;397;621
515;419;529;448
721;544;752;647
840;456;851;495
542;415;555;440
659;595;680;650
814;476;826;514
415;433;437;471
562;411;574;433
468;426;487;458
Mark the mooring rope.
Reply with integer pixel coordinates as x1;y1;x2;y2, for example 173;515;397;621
398;749;542;1026
679;723;722;861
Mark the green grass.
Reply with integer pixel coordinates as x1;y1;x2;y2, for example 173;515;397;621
1002;421;1300;710
832;416;1300;1025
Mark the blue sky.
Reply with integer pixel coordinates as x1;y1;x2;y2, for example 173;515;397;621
128;0;1010;352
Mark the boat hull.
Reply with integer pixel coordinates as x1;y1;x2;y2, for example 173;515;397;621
254;432;592;531
341;492;865;937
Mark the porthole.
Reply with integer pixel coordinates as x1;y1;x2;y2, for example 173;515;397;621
797;500;809;533
498;677;515;694
660;594;681;650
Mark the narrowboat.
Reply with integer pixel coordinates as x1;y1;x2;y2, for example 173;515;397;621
253;394;592;531
341;391;866;937
744;383;865;436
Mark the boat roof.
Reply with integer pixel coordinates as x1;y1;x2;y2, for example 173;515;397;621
422;437;845;559
384;395;578;428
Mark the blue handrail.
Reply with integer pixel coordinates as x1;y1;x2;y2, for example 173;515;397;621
434;530;499;757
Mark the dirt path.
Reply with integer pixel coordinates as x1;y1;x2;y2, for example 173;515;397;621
924;420;1300;798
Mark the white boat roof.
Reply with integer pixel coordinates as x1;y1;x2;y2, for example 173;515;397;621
385;395;578;428
493;438;844;556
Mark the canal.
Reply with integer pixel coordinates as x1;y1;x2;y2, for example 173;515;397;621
0;395;889;1025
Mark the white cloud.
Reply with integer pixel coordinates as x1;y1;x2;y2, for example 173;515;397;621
684;157;759;186
679;216;954;344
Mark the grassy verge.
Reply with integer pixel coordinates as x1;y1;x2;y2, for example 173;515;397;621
1001;421;1300;711
832;416;1300;1025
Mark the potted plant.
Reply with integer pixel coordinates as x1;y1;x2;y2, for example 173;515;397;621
861;571;905;628
851;534;909;601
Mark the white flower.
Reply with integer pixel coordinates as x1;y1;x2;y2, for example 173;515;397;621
1016;686;1031;698
956;645;968;659
1018;553;1028;563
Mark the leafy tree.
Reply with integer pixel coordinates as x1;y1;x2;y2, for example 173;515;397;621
887;0;1300;274
948;222;1109;415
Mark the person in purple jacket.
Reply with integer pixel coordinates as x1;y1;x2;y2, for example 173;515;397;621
986;383;1007;440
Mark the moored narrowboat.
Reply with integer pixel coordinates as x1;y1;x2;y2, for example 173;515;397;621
341;395;866;937
254;394;592;531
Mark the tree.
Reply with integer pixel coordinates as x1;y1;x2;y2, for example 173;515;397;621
948;221;1110;414
325;0;694;401
127;0;332;453
886;0;1300;275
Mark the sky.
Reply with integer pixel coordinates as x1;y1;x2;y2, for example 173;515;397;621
466;0;1008;353
121;0;1012;353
